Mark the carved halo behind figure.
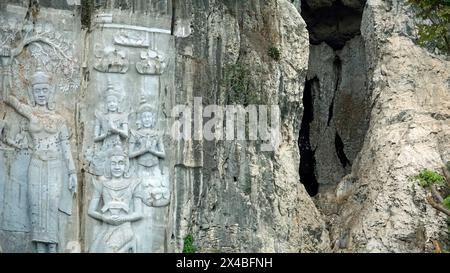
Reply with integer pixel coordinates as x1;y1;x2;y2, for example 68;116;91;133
0;18;80;253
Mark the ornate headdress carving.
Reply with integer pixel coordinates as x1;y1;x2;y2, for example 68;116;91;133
109;144;127;158
137;96;157;114
31;67;51;85
104;81;123;101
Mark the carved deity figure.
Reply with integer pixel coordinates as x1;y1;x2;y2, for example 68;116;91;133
92;83;128;174
129;102;169;207
3;68;77;253
88;146;143;253
3;120;30;150
136;50;166;75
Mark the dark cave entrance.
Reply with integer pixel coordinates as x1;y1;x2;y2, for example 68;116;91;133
299;77;319;197
300;0;366;50
298;0;367;196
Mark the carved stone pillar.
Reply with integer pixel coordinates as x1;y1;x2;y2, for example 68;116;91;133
81;0;174;253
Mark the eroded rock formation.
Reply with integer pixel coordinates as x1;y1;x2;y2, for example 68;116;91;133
0;0;448;253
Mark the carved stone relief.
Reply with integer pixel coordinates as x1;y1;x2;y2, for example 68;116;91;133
85;16;174;253
0;120;31;233
94;46;129;73
88;145;142;253
87;82;129;176
0;2;174;253
136;49;167;75
114;30;150;48
2;68;78;253
0;5;80;253
129;101;170;208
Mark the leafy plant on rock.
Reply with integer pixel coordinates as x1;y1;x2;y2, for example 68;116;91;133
412;165;450;253
182;234;196;253
414;169;445;188
407;0;450;54
267;46;281;61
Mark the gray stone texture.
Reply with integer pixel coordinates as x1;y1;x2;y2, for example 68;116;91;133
0;0;449;253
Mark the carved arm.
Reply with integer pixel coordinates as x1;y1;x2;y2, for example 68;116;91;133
148;138;166;159
129;141;148;158
87;186;103;222
4;94;33;120
94;119;107;142
61;136;76;174
121;198;143;222
5;137;21;149
1;55;33;119
110;122;129;139
60;124;77;195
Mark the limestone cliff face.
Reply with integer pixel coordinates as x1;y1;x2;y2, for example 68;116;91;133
298;0;450;252
172;0;450;253
327;0;450;252
0;0;448;253
170;0;330;253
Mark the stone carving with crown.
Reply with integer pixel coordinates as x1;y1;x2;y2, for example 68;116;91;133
129;98;169;207
91;82;129;175
88;145;143;253
2;67;77;253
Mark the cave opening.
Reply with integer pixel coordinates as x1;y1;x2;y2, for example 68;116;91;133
299;77;319;197
298;0;368;196
300;0;366;50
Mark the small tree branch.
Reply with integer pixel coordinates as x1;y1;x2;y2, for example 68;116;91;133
433;240;442;253
430;184;444;203
427;196;450;216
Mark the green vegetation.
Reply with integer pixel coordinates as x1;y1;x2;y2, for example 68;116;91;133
223;64;258;105
443;195;450;210
182;234;196;253
407;0;450;54
412;168;450;253
413;169;445;188
267;46;281;61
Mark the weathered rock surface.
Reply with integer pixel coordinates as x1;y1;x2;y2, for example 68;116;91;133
169;0;330;253
0;0;449;253
317;0;450;252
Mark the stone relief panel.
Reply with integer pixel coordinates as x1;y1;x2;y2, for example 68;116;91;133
86;82;129;176
0;4;81;253
136;49;167;75
114;30;150;48
82;12;175;253
94;45;129;73
88;145;143;253
0;1;174;253
129;100;170;208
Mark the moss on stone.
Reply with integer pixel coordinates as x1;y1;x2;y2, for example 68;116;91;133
81;0;93;30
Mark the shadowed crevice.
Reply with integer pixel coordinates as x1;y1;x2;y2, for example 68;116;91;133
299;77;319;197
300;0;366;50
335;132;351;168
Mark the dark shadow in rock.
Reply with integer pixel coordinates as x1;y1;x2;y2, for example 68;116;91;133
301;0;366;50
335;132;351;168
299;77;319;196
